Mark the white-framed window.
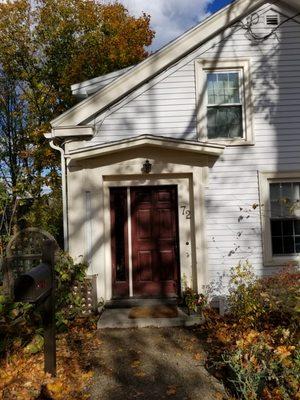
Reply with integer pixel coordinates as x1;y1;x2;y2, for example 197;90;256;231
195;58;253;145
259;172;300;265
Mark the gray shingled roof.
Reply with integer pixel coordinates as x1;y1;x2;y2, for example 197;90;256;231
71;66;135;99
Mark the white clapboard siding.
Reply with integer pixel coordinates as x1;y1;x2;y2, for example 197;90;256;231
90;1;300;285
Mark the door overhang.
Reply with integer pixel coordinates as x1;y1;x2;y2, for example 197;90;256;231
66;135;223;301
66;134;225;161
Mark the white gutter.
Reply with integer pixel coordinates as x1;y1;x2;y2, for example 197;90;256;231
48;138;69;252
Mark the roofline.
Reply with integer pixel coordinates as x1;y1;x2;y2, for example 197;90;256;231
71;66;134;98
51;0;266;128
71;66;133;91
282;0;300;12
66;134;225;160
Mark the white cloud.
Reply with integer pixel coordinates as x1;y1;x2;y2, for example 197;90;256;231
109;0;213;50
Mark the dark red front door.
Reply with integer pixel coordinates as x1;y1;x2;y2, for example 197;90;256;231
131;186;180;297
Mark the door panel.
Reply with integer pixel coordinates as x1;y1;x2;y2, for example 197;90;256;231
137;209;152;239
138;250;153;281
131;186;180;297
158;250;174;281
157;209;173;238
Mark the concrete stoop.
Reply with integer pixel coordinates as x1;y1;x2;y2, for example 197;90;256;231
97;307;204;329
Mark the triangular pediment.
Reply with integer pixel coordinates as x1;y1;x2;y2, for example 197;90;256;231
66;135;225;161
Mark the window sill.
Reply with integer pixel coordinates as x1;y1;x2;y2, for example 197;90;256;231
264;255;300;267
200;137;254;147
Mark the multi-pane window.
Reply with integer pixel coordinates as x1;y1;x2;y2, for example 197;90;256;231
270;182;300;255
206;71;243;139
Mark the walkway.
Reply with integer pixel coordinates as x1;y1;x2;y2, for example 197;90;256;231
88;327;227;400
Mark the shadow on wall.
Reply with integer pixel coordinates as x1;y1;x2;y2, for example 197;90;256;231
68;149;205;299
204;6;300;284
67;1;300;297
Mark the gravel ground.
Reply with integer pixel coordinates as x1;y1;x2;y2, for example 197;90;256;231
88;327;228;400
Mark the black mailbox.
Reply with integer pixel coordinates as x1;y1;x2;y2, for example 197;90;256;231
14;262;52;303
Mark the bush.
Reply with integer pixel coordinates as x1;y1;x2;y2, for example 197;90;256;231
202;263;300;400
182;276;207;314
0;251;88;357
228;261;300;330
54;251;87;331
0;292;36;356
222;330;300;400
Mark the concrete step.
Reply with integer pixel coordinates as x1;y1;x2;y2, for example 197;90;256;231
97;307;204;329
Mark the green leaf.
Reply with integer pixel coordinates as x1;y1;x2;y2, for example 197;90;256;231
24;334;44;354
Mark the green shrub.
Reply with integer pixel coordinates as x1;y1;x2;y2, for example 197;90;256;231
54;251;87;331
0;251;88;356
228;261;300;330
0;289;36;356
227;261;260;325
181;275;208;314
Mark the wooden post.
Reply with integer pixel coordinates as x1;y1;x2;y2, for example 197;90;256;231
42;240;57;377
2;258;14;298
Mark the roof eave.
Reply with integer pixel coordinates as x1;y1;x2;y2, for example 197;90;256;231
51;0;265;129
44;126;94;139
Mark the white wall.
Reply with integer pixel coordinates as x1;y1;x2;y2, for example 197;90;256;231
82;1;300;287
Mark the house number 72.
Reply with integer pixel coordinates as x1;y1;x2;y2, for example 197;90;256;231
180;205;191;219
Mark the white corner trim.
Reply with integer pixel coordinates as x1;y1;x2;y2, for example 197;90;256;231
67;135;225;160
195;58;253;145
51;0;265;128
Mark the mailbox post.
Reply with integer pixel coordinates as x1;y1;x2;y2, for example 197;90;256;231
14;240;57;376
42;240;56;377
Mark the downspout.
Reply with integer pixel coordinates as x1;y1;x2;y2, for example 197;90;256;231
49;139;69;252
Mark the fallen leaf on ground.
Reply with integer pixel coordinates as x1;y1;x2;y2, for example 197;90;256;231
0;319;97;400
134;371;146;377
194;352;204;361
131;360;141;368
166;385;177;396
214;391;225;400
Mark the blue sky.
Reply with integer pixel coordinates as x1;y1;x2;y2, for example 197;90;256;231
108;0;234;50
208;0;233;14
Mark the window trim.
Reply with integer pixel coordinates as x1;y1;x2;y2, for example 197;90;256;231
206;69;245;139
195;58;253;145
259;171;300;266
